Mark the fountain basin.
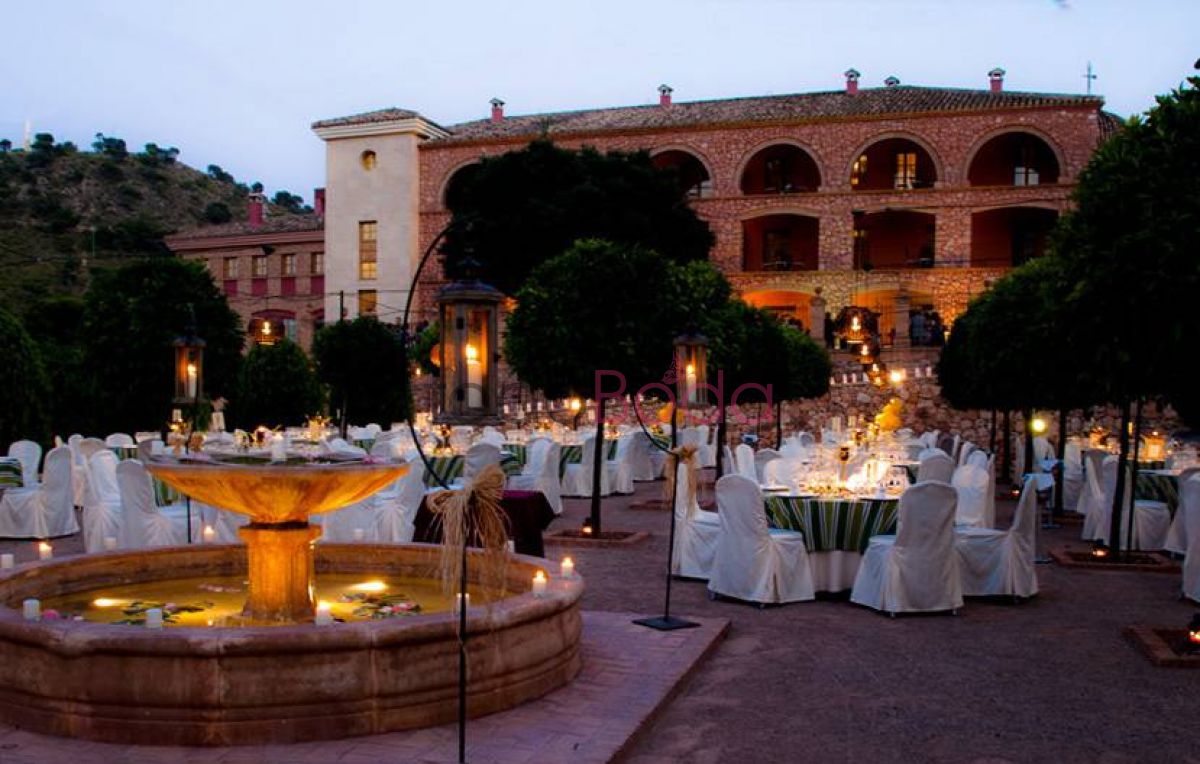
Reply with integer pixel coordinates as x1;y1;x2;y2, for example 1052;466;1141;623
0;544;583;745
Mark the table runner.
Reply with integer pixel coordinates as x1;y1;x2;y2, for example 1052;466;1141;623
764;495;899;553
1136;471;1179;515
423;453;522;487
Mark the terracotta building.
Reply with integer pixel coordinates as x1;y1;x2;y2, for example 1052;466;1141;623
176;68;1119;351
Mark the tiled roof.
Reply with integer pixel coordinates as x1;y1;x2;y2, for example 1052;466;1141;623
311;107;425;129
169;214;323;241
434;86;1105;144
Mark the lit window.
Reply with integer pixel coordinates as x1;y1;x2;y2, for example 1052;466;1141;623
359;221;377;281
311;252;324;275
359;289;377;316
894;152;917;190
361;150;377;171
282;253;296;276
252;255;268;278
223;257;239;279
850;155;867;187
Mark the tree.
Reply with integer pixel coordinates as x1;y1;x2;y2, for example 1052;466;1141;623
441;139;714;294
1051;63;1200;552
506;240;729;532
206;164;235;183
24;295;90;437
271;190;306;213
234;340;323;428
312;317;411;429
82;258;243;434
0;307;50;446
204;202;233;224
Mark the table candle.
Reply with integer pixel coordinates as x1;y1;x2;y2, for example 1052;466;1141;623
144;608;164;629
314;601;333;626
22;599;40;621
0;554;13;570
103;536;117;551
560;557;576;580
172;409;183;422
202;526;216;544
506;540;516;554
270;433;287;462
531;571;548;597
37;542;52;561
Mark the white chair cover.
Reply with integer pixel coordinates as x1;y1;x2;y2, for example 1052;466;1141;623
1180;476;1200;603
631;432;659;482
754;448;782;484
608;432;637;495
477;428;505;447
958;442;977;466
951;463;992;528
561;436;610;498
1092;457;1170;550
509;440;563;515
671;460;720;579
707;475;814;604
1165;467;1200;554
77;437;106;464
797;431;816;448
1062;440;1084;512
955;476;1039;598
722;445;737;478
104;433;135;448
917;451;956;484
81;451;123;552
735;444;757;482
695;424;716;468
850;481;963;615
7;439;42;487
0;447;77;538
375;457;426;543
463;443;501;483
115;459;192;548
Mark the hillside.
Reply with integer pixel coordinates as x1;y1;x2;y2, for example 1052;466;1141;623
0;132;306;317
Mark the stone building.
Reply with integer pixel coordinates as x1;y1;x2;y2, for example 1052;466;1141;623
176;68;1119;352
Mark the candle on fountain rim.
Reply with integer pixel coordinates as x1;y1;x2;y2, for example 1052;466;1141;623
144;608;164;629
560;557;576;580
455;592;471;613
22;598;40;621
37;542;52;561
202;525;216;544
103;536;118;551
531;570;548;597
314;601;334;626
269;433;287;462
352;528;365;542
0;553;13;570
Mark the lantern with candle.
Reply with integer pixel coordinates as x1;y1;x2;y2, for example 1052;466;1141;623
436;261;502;425
672;330;708;410
1143;431;1166;462
173;327;205;406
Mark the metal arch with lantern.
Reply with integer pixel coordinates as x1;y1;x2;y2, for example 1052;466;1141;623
435;269;503;426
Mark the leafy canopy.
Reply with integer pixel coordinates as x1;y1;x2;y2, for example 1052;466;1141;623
234;339;323;428
312;317;411;426
0;306;50;445
441;140;714;294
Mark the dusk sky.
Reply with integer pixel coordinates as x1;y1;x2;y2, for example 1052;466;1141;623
4;0;1195;204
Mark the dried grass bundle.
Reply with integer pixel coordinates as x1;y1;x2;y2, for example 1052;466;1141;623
426;463;512;614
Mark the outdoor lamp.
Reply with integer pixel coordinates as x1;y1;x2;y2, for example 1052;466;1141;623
1144;430;1166;461
436;264;502;425
1031;415;1048;435
1188;613;1200;652
1091;540;1109;559
173;328;205;404
673;330;708;408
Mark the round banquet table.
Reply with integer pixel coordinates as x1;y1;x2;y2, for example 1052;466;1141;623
413;489;556;557
764;493;900;592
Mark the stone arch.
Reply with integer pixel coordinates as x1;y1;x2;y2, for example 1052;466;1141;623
649;145;715;197
438;159;484;209
963;125;1068;186
741;288;815;329
845;130;946;190
734;138;824;195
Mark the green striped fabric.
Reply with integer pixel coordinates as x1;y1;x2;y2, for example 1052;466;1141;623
422;454;522;487
153;478;182;507
0;458;22;489
764;495;899;553
1136;472;1179;515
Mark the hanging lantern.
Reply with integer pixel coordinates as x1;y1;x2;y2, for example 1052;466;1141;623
173;328;205;404
673;330;708;409
435;267;502;425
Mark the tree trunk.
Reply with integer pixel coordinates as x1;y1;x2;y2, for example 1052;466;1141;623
774;400;783;449
1022;408;1035;486
1053;409;1068;517
1000;410;1013;484
989;409;998;454
589;397;607;534
1108;400;1132;559
1126;398;1144;556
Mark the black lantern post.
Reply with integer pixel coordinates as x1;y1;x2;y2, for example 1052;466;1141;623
435;266;503;426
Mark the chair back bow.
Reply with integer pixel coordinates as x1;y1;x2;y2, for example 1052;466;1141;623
664;444;700;512
427;463;511;614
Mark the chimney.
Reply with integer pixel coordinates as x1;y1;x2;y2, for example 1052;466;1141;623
313;188;325;218
988;67;1006;93
658;84;673;106
490;97;505;123
248;193;265;228
844;68;860;95
884;76;900;88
